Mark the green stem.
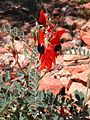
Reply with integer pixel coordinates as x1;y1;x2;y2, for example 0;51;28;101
84;72;90;105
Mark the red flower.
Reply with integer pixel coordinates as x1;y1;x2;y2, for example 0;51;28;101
38;10;46;28
37;30;51;71
39;45;57;71
37;29;65;71
40;55;52;71
50;30;65;45
38;30;59;71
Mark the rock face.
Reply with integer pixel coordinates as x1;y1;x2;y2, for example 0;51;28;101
0;47;8;54
0;32;11;47
81;19;90;31
80;30;90;46
63;54;88;61
71;69;90;84
74;18;86;29
79;19;90;46
81;2;90;9
38;75;65;96
61;32;72;41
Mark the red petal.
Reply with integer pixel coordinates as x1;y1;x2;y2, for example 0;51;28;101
50;30;65;45
38;10;46;27
56;30;65;39
47;24;53;32
39;46;57;71
46;55;52;71
51;49;56;64
39;30;44;43
47;45;56;64
45;49;52;71
40;54;45;61
39;60;46;71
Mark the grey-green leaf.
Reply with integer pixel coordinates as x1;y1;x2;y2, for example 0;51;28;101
5;71;10;81
0;75;3;83
42;114;47;120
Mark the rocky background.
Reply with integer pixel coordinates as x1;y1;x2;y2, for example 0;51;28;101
0;0;90;107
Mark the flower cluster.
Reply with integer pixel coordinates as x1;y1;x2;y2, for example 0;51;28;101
32;10;64;71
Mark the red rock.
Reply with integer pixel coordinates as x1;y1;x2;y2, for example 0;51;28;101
64;64;89;75
68;82;90;102
58;69;71;78
0;32;11;46
61;41;77;52
74;18;86;29
21;58;30;68
81;20;90;31
71;69;90;85
63;61;76;66
52;8;60;16
80;30;90;46
14;41;24;53
65;16;75;26
38;75;65;95
61;32;72;41
56;55;64;64
72;38;83;47
77;59;90;64
63;54;88;62
56;26;65;31
0;47;8;54
81;2;90;9
18;54;25;65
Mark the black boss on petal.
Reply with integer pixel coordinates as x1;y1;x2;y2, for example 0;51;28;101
37;44;45;54
54;44;62;51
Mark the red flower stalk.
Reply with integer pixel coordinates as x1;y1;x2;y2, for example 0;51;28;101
36;10;65;71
